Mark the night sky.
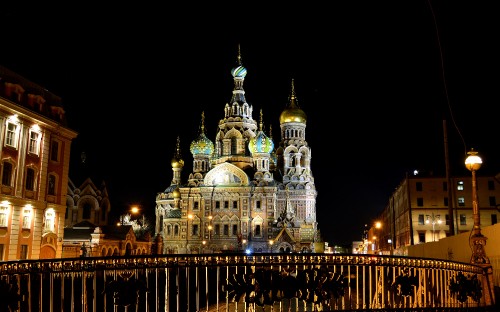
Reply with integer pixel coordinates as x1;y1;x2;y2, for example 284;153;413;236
1;2;499;245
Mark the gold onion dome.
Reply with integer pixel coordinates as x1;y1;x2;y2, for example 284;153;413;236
190;112;214;156
171;136;184;168
249;110;274;154
279;79;307;124
172;186;181;199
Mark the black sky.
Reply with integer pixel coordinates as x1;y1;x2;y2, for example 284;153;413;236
1;2;499;245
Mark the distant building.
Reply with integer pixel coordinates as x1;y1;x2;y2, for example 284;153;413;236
371;171;500;255
63;177;151;257
154;48;319;254
0;65;77;260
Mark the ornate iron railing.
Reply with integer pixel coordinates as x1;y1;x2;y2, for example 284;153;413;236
0;253;495;311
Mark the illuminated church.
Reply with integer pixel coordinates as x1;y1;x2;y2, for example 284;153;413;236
154;48;319;254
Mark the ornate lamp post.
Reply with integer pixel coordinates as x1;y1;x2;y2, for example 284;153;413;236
464;149;489;265
465;149;496;306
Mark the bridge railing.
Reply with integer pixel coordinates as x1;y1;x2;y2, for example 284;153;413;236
0;253;495;311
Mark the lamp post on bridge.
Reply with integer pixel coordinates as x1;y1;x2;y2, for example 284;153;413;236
465;149;495;306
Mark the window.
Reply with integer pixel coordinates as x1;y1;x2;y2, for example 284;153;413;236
488;180;495;191
22;209;31;228
416;198;424;207
0;244;3;261
418;214;425;225
232;224;238;235
232;201;238;209
174;225;179;235
0;207;7;227
45;211;55;232
20;245;28;260
489;196;496;207
28;130;41;155
5;121;18;148
460;214;466;225
458;197;465;207
223;224;229;235
167;224;171;235
50;140;59;162
492;214;497;225
193;201;199;210
224;201;229;209
457;181;464;191
445;214;450;225
215;201;220;209
255;224;261;236
418;233;425;243
215;224;220;235
193;224;199;236
82;203;91;219
416;182;423;191
48;174;56;195
256;201;261;209
443;182;448;192
1;162;13;186
444;197;449;206
25;168;35;191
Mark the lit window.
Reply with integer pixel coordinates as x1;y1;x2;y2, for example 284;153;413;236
28;129;41;155
5;121;19;148
460;214;466;225
458;197;465;206
457;181;464;191
0;207;7;227
45;210;55;232
22;209;31;229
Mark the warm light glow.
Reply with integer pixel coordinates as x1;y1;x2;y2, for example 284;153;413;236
202;240;206;245
117;222;121;226
269;240;274;245
208;225;212;230
208;215;213;220
375;222;381;229
188;214;193;219
465;149;482;171
242;239;247;244
131;206;139;214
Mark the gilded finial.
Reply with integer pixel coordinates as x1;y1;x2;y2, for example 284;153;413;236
259;109;263;131
288;78;299;108
237;44;242;65
200;111;205;133
175;136;181;156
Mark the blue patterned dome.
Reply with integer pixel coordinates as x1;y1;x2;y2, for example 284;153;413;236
190;111;214;156
231;65;247;78
190;133;214;156
249;131;274;154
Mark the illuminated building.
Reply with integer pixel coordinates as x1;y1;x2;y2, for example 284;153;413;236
0;65;77;260
154;48;318;254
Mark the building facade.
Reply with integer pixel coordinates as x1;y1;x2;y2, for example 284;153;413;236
154;49;318;254
0;65;77;260
371;171;500;255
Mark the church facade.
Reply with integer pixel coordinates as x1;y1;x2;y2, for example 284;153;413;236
154;49;319;254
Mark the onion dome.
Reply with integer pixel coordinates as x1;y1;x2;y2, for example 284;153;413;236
171;136;184;168
279;79;307;124
249;110;274;154
190;111;214;156
231;45;247;78
172;186;181;199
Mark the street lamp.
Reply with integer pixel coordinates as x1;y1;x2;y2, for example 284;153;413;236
187;214;193;254
465;149;489;265
425;213;442;242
